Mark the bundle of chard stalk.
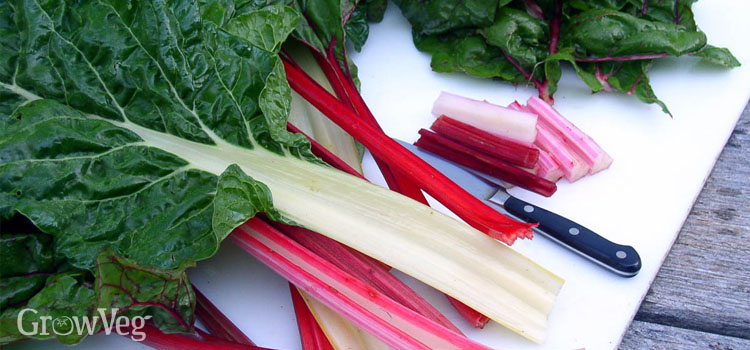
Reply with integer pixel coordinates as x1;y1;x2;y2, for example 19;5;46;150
416;92;614;197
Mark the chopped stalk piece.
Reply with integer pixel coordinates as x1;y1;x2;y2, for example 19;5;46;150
275;222;461;334
431;116;539;168
416;129;557;197
194;286;255;346
508;102;590;182
230;219;494;349
299;289;390;350
432;92;538;144
527;97;613;174
534;125;590;182
290;285;335;350
536;149;564;183
283;60;534;244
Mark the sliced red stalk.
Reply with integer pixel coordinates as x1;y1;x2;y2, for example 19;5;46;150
290;285;335;350
526;96;613;174
536;149;564;182
274;222;462;334
230;219;493;350
432;92;538;144
283;59;533;244
430;116;539;168
508;102;590;182
126;325;272;350
416;129;557;198
193;285;255;346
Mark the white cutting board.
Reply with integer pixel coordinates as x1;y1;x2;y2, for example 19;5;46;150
10;1;750;350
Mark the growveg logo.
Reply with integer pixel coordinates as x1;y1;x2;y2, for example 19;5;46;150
17;308;152;341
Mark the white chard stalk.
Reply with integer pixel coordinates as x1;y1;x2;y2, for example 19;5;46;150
432;91;539;144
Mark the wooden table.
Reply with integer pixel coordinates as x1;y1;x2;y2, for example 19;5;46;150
620;100;750;349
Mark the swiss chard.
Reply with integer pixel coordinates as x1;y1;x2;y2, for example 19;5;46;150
1;0;559;346
394;0;740;113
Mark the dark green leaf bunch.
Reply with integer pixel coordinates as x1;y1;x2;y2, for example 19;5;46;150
393;0;740;114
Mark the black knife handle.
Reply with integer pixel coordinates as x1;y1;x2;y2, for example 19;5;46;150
503;196;641;277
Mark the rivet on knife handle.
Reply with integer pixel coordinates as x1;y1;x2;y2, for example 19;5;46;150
501;196;642;277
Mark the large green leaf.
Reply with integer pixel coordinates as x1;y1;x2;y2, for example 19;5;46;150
0;0;316;344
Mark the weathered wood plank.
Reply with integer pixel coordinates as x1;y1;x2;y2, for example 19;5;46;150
621;320;750;350
620;100;750;348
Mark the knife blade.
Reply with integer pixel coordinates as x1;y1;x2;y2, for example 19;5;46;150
396;139;641;277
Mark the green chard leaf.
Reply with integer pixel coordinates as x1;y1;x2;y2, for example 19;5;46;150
624;0;698;29
94;249;195;334
393;0;502;35
0;0;324;344
569;0;630;11
563;9;707;58
362;0;387;23
414;31;523;82
282;0;370;83
693;45;741;68
1;272;96;344
394;0;739;113
224;4;301;53
481;8;549;69
0;246;195;344
345;2;370;52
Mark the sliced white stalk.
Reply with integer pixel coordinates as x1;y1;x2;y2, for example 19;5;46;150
432;91;538;144
287;44;363;173
527;96;613;174
82;113;562;344
299;289;391;350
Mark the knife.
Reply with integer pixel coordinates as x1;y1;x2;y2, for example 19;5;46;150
397;140;641;277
